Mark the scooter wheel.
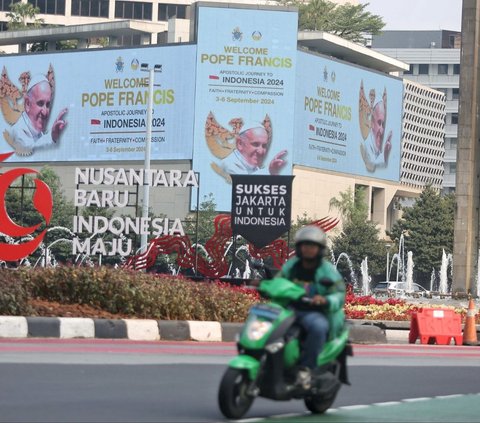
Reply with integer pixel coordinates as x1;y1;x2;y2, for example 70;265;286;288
304;391;338;414
218;368;254;419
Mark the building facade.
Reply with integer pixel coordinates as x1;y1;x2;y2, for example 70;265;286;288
372;30;460;194
0;6;446;261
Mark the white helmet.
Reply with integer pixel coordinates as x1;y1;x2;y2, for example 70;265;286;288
294;226;327;248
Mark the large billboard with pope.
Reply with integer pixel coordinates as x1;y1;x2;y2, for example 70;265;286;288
0;44;196;163
293;51;404;182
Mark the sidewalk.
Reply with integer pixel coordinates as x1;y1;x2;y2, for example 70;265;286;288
0;316;425;343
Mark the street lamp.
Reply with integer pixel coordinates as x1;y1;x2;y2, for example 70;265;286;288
385;243;392;282
140;63;162;253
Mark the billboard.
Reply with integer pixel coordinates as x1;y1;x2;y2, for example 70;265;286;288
192;5;298;211
294;51;403;182
231;174;294;248
0;44;196;163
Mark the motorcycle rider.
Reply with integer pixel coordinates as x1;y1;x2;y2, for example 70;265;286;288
278;226;346;386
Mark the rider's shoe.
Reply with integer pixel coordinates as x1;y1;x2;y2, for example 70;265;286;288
295;366;312;390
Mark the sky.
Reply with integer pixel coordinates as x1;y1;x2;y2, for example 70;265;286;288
358;0;462;32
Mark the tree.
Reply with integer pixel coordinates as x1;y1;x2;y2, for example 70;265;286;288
388;186;455;285
329;187;386;280
183;193;219;247
6;2;44;30
287;0;385;45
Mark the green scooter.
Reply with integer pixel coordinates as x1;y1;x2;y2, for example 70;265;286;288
218;277;352;419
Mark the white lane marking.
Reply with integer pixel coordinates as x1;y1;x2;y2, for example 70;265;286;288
338;404;371;410
372;401;402;406
435;394;464;399
270;412;308;419
235;413;308;423
402;397;432;402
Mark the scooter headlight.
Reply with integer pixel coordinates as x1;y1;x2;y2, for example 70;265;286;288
246;319;273;341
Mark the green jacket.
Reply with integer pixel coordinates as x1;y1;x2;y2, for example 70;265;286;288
279;256;346;339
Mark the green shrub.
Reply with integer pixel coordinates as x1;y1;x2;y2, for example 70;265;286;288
0;270;32;316
20;266;259;322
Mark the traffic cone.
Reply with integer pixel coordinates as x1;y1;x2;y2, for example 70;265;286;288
463;297;478;346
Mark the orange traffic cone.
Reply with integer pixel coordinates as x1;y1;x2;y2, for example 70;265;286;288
463;297;478;346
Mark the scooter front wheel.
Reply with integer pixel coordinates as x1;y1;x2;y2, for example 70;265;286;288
218;368;255;419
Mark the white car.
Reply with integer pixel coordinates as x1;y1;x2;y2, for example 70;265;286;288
373;281;430;297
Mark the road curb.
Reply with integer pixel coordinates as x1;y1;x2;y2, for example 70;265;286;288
0;315;405;343
0;316;478;343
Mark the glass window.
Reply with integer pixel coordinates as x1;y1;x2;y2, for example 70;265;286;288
57;0;65;14
123;3;133;18
114;1;123;17
403;64;413;75
116;1;151;20
143;2;152;19
80;0;89;16
99;0;108;17
177;5;186;18
158;4;166;20
449;35;456;48
158;3;187;21
436;88;447;97
133;3;141;19
0;0;9;11
72;0;108;17
35;0;46;13
46;0;55;14
71;0;79;15
451;113;459;125
438;64;449;75
453;64;460;74
418;64;430;75
452;88;459;100
449;163;457;174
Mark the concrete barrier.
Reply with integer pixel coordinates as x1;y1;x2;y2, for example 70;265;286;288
188;321;222;341
0;316;28;338
124;319;160;341
59;318;95;339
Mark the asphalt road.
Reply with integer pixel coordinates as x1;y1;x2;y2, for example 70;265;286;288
0;339;479;423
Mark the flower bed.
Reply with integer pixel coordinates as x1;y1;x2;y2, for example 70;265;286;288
345;286;480;323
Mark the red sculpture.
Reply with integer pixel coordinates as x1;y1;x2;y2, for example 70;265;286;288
123;215;339;277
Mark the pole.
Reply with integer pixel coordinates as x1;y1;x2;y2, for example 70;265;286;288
194;174;200;278
140;68;155;253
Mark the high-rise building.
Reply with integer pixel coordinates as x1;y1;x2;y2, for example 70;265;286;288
372;30;460;194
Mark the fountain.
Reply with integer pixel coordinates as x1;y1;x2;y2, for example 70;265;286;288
360;257;371;296
439;249;452;295
430;268;437;292
334;252;358;289
387;235;406;284
397;234;406;283
242;260;251;279
405;251;414;293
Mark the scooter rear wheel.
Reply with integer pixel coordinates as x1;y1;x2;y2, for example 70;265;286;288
304;380;340;415
304;393;337;414
218;368;254;419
